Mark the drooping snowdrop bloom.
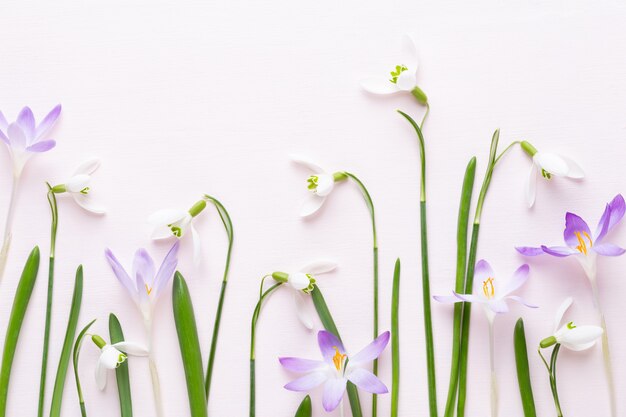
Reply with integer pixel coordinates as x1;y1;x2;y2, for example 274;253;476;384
90;334;148;390
540;297;603;351
291;155;348;217
148;197;208;264
50;158;105;214
104;242;179;328
360;34;428;105
520;141;584;207
271;260;338;329
279;330;389;412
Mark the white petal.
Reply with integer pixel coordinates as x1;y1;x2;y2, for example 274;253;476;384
360;77;400;95
533;153;570;176
293;290;314;330
562;156;585;179
95;359;108;390
73;158;101;176
71;193;106;214
100;345;125;369
290;154;325;173
300;194;326;217
288;272;311;291
65;174;91;193
112;341;149;357
300;260;338;275
191;223;201;266
395;71;416;92
526;164;538;208
562;340;597;351
401;33;419;73
315;174;335;197
558;325;603;350
147;209;187;226
553;297;574;333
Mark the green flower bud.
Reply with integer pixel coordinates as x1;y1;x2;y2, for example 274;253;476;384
539;335;557;349
332;172;348;182
51;184;67;194
521;141;538;157
411;86;428;105
188;199;207;217
92;334;107;349
272;271;289;283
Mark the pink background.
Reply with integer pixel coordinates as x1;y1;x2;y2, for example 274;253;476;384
0;0;625;416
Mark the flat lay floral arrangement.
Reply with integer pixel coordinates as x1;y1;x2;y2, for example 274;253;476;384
0;34;621;417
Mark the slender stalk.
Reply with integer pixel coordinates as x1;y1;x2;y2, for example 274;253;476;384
342;172;379;417
420;103;430;129
0;174;20;282
391;259;401;417
143;319;163;417
590;279;616;417
549;345;564;417
203;196;234;402
397;110;437;416
38;186;58;417
488;318;498;417
443;157;476;417
73;320;97;417
249;281;282;417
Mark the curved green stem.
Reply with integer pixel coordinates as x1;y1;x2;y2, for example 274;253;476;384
390;259;401;417
420;103;430;130
203;196;234;402
494;141;519;165
73;319;96;417
549;345;564;417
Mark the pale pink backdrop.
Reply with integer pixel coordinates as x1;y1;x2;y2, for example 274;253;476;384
0;0;625;416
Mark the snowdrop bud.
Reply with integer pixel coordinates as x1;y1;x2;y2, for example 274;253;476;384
332;172;348;182
540;335;557;348
51;184;67;194
272;271;289;283
411;85;428;104
188;199;207;217
92;334;107;349
521;141;538;157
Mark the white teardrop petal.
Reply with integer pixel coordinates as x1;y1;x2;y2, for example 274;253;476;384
360;77;400;95
533;153;570;176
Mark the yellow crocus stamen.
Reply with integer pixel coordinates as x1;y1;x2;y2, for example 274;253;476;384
145;284;153;295
482;277;495;299
332;347;347;372
575;231;593;255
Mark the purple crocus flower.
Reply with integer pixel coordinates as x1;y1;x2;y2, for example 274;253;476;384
279;330;389;412
0;105;61;175
516;194;625;280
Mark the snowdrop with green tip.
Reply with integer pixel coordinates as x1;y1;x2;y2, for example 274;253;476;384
291;155;348;217
50;158;106;214
540;297;603;351
90;334;148;390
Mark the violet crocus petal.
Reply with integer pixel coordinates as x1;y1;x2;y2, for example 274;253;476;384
541;245;576;257
505;295;538;309
322;378;347;412
318;330;345;366
433;294;462;304
488;299;509;314
347;367;388;394
26;139;56;152
7;123;26;148
136;273;150;313
592;243;626;257
515;246;545;256
132;249;156;286
35;104;62;139
500;264;530;297
104;249;137;299
595;194;626;242
563;212;591;248
284;371;328;392
152;241;180;295
350;331;390;366
474;260;495;286
0;111;7;131
452;292;485;304
16;107;35;141
0;129;8;145
300;194;326;217
279;357;326;373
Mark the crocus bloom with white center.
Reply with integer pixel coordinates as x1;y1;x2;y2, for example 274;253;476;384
521;141;584;207
291;155;348;217
91;334;148;390
148;198;208;264
540;297;603;351
104;242;179;326
516;194;625;281
0;105;61;176
279;330;389;412
360;34;428;105
51;158;105;214
271;260;338;329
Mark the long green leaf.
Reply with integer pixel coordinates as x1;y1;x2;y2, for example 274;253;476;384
73;319;96;417
109;314;133;417
294;395;312;417
172;272;207;417
391;259;401;417
311;287;362;417
514;319;537;417
50;265;84;417
0;246;40;416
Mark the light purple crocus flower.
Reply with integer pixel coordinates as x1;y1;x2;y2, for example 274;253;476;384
0;105;61;175
279;330;389;412
516;194;625;281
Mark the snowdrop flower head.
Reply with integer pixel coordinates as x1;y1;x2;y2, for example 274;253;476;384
539;297;603;351
91;334;148;390
291;155;348;217
50;158;105;214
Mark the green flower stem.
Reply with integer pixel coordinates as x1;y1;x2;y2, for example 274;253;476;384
443;157;476;417
0;246;40;417
391;259;401;417
311;287;362;417
342;172;379;417
514;319;537;417
73;319;97;417
397;110;437;416
539;345;564;417
488;319;498;417
38;186;59;417
50;266;84;417
420;103;430;130
203;196;234;402
249;281;282;417
109;314;133;417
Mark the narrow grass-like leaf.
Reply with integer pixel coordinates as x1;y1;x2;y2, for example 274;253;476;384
311;287;362;417
0;246;40;417
391;259;401;417
73;319;96;417
50;265;84;417
172;272;207;417
514;318;537;417
294;395;312;417
109;314;132;417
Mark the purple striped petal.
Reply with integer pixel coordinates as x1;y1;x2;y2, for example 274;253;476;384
279;357;326;373
285;371;328;392
35;104;62;139
541;245;576;257
595;194;625;242
26;139;56;152
16;107;35;140
593;243;626;257
350;331;389;366
506;295;538;308
104;249;137;298
516;246;544;256
133;249;156;286
564;212;591;248
322;378;347;412
347;367;388;394
318;331;345;366
152;241;179;294
500;264;530;297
